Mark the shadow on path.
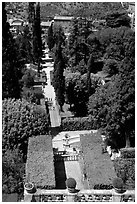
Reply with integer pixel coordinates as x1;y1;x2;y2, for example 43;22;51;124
54;157;67;189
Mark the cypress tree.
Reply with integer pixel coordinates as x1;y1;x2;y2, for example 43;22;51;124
47;21;55;51
33;2;42;70
53;41;65;111
2;2;23;99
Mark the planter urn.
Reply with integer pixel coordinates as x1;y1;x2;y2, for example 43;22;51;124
24;182;36;194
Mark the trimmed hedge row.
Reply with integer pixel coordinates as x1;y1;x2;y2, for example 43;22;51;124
113;158;135;189
26;135;55;189
120;148;135;159
61;117;96;131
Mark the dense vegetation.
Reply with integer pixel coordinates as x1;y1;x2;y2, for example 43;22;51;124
2;98;49;196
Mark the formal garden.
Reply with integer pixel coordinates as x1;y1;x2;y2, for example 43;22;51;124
2;2;135;202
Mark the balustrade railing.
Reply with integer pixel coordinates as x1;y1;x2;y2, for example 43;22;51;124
54;154;79;162
24;188;135;202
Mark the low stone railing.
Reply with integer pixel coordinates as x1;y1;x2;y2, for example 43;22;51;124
24;188;135;202
54;154;79;162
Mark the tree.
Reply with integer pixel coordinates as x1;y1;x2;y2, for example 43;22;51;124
47;21;55;50
33;2;42;69
53;42;65;110
68;17;91;67
2;2;24;99
2;98;49;158
87;54;95;96
28;2;35;24
15;25;33;64
106;11;131;28
65;72;90;116
2;148;25;196
88;69;134;148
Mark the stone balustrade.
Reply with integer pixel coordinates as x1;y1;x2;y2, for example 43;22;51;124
54;154;79;162
24;188;135;202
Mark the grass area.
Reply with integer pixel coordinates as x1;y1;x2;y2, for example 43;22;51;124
80;132;116;189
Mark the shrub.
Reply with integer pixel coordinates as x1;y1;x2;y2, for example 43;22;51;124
61;117;96;131
120;148;135;159
2;98;49;157
66;178;76;188
2;148;25;195
94;184;113;190
113;158;135;189
112;177;124;189
26;135;55;189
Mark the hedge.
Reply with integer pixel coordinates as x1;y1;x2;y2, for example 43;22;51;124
113;158;135;189
80;132;116;188
26;135;55;189
120;148;135;159
61;117;96;131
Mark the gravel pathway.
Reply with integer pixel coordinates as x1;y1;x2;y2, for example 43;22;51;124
64;161;84;190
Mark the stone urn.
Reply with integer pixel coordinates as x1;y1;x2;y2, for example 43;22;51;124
66;178;77;193
24;182;36;194
112;177;126;194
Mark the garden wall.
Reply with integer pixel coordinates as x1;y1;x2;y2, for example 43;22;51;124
26;135;55;189
80;132;116;189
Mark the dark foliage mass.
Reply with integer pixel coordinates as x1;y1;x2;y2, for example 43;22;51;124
114;158;135;189
2;2;24;99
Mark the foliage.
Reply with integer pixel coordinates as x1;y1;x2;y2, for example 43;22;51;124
15;26;33;64
2;149;25;195
120;148;135;159
88;26;135;148
61;117;95;131
53;41;65;110
28;2;35;23
2;2;24;99
113;158;135;189
106;11;131;28
68;17;91;67
65;72;101;116
21;69;35;88
94;184;113;190
33;2;42;66
102;59;119;76
112;177;124;189
40;2;124;20
88;71;135;148
2;98;49;157
66;178;76;188
26;135;55;189
71;59;87;75
47;21;55;50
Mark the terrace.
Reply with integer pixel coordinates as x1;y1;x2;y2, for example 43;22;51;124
23;133;135;202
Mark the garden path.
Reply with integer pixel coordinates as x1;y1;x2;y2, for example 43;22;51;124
64;160;84;190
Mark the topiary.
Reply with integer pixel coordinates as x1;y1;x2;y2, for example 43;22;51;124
112;177;125;193
66;178;76;189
